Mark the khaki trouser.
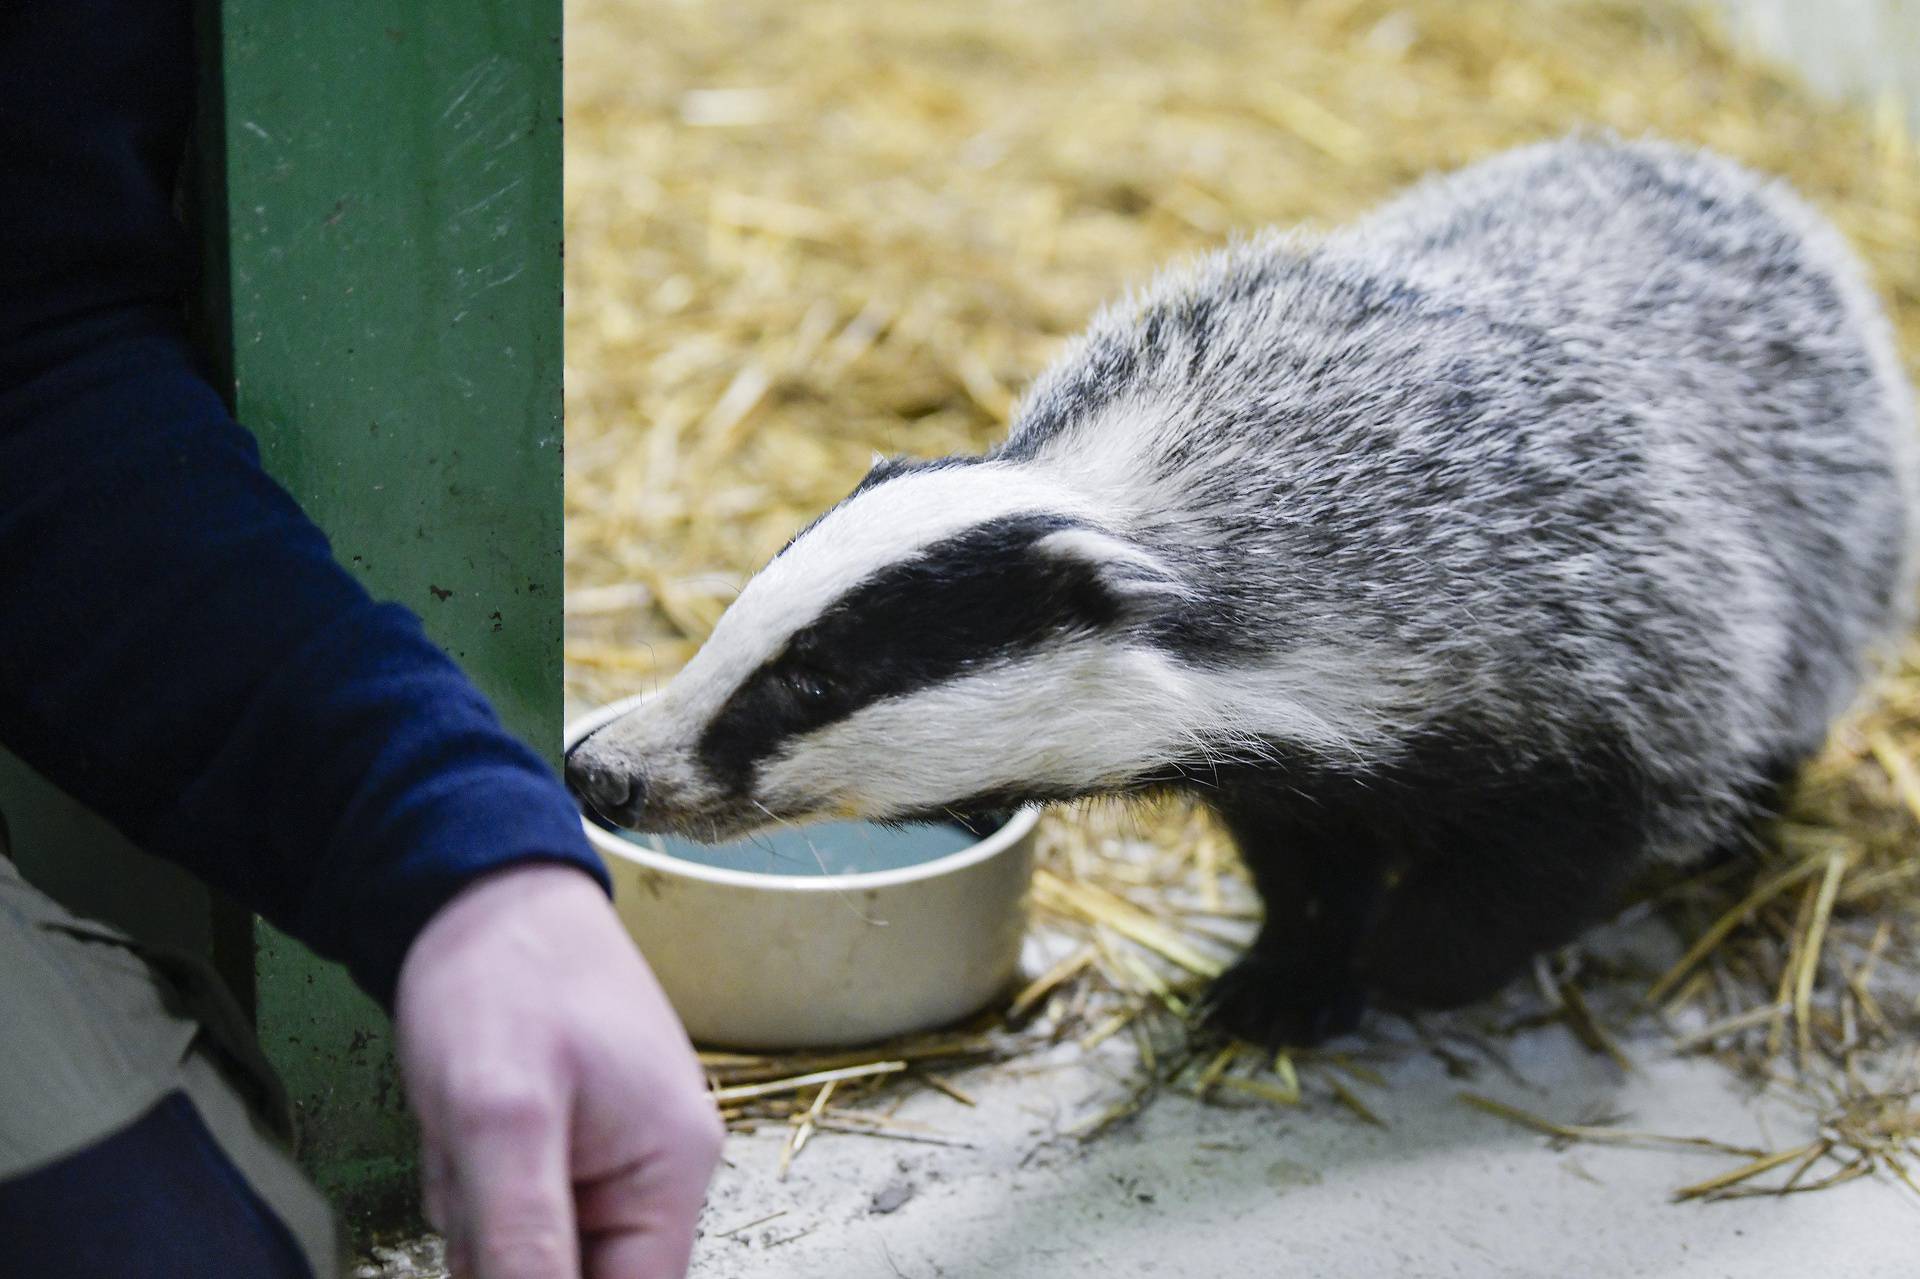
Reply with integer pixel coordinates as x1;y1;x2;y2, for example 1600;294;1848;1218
0;822;342;1277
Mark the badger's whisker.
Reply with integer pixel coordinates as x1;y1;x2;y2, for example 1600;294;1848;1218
738;825;795;873
638;640;662;698
748;799;882;922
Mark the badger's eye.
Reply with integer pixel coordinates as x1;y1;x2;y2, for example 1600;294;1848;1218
777;664;835;703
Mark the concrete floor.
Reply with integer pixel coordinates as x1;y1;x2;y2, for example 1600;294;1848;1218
355;979;1915;1279
360;921;1915;1279
695;1021;1915;1279
361;1062;1916;1278
354;1009;1916;1277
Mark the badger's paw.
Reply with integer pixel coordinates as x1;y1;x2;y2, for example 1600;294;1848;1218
1195;952;1366;1049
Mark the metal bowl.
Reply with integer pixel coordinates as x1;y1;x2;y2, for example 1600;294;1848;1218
565;695;1038;1049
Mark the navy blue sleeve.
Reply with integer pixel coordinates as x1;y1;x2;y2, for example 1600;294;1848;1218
0;1;609;1006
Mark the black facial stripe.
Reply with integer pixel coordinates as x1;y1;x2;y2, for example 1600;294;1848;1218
696;513;1132;796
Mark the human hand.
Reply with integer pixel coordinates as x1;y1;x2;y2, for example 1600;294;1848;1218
394;863;722;1278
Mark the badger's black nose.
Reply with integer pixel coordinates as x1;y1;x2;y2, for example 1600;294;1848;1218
563;745;641;822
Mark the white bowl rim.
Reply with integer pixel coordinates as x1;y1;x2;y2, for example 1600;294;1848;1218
567;694;1042;894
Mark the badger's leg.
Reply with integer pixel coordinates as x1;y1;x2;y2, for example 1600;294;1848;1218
1353;830;1636;1009
1197;795;1388;1047
1197;736;1654;1040
1352;750;1651;1009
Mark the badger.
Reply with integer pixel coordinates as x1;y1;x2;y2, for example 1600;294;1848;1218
568;137;1918;1046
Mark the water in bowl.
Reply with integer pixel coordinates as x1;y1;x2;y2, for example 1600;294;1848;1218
616;819;985;877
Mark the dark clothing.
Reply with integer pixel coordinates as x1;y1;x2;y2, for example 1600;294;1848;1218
0;1093;316;1279
0;1;606;1005
0;831;342;1273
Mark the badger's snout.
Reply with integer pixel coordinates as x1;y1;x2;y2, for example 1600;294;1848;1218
562;713;757;838
563;737;647;826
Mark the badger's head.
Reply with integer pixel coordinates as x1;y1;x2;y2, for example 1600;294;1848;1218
563;455;1223;840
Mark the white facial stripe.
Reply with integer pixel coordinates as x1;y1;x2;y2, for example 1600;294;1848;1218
583;458;1114;771
655;461;1103;717
756;647;1182;814
630;387;1203;760
753;640;1434;819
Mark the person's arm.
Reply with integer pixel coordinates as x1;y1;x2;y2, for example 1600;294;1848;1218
0;324;612;1004
0;2;595;1007
0;5;718;1274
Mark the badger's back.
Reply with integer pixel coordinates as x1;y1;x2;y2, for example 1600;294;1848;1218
999;136;1917;857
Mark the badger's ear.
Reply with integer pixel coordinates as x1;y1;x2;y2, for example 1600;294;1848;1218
1032;527;1190;619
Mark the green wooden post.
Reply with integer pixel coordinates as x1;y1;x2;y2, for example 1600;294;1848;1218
192;0;566;1229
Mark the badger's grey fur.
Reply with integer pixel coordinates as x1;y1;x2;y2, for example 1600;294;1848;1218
569;137;1918;1044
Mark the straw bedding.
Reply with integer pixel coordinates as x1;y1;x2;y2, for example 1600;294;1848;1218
563;0;1920;1199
